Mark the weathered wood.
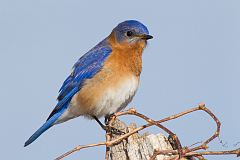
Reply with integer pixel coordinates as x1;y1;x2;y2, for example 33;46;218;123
109;119;175;160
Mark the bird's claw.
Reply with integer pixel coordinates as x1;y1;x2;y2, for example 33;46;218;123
104;125;125;135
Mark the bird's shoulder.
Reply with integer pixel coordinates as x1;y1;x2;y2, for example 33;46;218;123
58;39;112;100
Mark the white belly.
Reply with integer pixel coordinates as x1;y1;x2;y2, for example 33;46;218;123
55;75;139;124
91;75;139;118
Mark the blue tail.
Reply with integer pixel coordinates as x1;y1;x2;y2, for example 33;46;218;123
24;110;64;147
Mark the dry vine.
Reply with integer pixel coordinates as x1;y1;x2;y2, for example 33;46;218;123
55;103;240;160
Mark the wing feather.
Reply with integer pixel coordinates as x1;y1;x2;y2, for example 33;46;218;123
46;40;112;121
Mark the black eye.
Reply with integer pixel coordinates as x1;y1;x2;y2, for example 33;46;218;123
126;31;133;37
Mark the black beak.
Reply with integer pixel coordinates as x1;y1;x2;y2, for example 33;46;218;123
141;34;153;40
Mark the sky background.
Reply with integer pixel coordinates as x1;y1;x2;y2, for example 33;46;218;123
0;0;239;159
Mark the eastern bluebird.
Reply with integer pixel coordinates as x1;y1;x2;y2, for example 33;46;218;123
24;20;153;147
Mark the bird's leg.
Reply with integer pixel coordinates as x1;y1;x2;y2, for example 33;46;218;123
105;114;125;135
92;116;124;135
92;116;106;130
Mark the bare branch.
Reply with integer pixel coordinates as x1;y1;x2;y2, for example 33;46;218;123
55;142;106;160
55;103;239;160
150;148;240;158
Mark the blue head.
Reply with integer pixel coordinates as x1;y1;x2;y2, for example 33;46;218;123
112;20;153;44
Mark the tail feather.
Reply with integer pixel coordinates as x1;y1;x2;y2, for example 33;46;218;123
24;110;64;147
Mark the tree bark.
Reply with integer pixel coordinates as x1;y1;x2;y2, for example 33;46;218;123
109;119;175;160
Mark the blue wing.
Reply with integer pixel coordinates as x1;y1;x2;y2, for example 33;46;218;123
47;39;112;120
24;40;112;146
24;40;112;147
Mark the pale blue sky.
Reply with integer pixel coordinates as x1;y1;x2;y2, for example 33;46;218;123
0;0;239;159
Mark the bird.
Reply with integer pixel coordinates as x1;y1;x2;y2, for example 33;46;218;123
24;20;153;147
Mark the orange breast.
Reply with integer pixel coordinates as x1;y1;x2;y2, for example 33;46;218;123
68;33;146;117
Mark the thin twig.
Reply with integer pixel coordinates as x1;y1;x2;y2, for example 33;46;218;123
105;132;110;160
149;103;221;159
114;108;183;158
150;148;240;157
187;103;221;152
55;103;238;160
55;142;106;160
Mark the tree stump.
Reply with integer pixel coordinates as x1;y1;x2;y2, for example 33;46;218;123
109;119;176;160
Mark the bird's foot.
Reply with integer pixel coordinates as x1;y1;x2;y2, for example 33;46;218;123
103;125;125;135
104;114;125;135
104;113;116;125
92;115;125;135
